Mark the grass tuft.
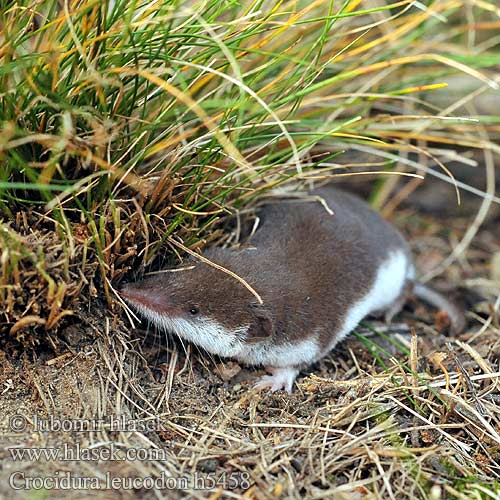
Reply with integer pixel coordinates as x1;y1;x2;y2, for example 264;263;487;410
2;0;498;343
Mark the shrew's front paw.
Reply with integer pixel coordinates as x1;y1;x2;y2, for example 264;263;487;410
254;366;299;394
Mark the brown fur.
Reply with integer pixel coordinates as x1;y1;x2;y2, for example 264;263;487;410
122;186;412;352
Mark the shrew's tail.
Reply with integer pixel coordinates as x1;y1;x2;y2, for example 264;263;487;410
413;282;466;334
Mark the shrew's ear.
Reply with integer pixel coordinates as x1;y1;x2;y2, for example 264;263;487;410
246;304;273;343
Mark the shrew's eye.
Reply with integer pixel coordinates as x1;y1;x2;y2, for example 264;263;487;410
189;307;199;315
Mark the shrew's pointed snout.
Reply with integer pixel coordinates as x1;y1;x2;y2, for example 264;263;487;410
119;281;163;310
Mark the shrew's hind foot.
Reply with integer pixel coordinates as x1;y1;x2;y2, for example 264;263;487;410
383;294;406;324
373;284;412;323
384;282;413;323
254;366;300;394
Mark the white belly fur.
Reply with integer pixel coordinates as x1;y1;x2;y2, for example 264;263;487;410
237;338;320;368
331;250;410;348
